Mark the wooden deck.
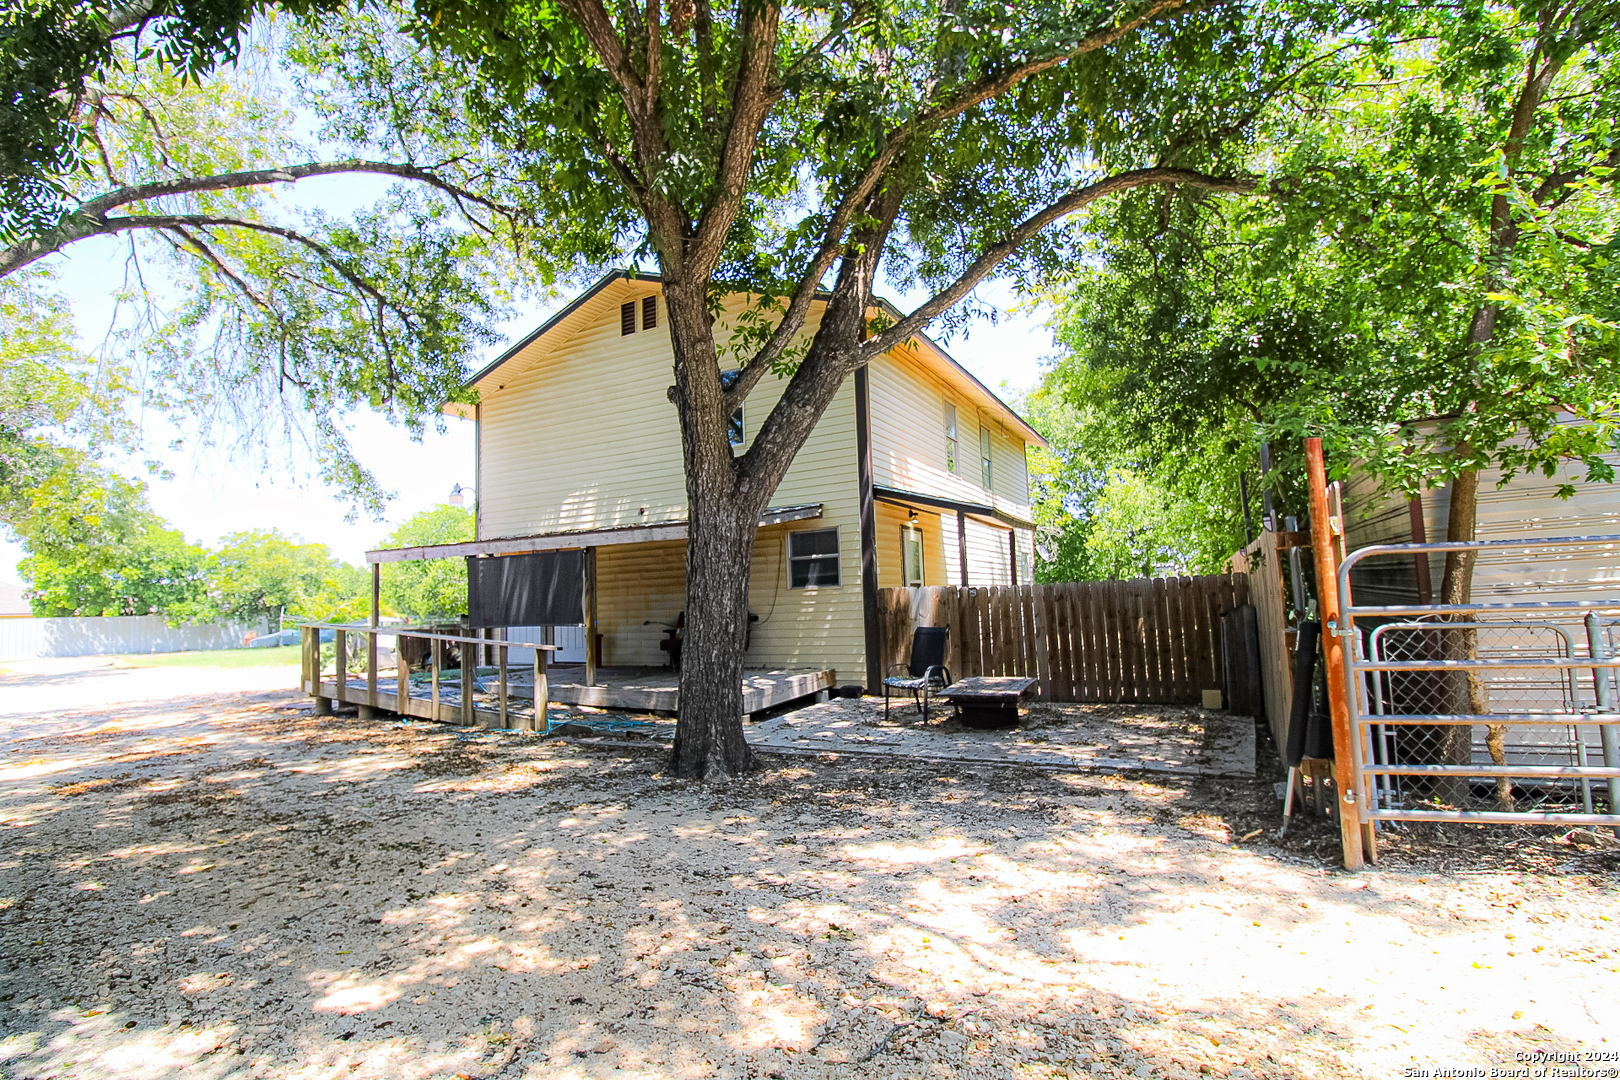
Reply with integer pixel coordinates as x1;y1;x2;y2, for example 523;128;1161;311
309;665;836;729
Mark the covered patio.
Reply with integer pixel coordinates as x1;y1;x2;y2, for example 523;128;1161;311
303;505;839;723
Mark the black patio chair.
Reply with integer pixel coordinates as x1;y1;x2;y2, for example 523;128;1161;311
883;626;952;722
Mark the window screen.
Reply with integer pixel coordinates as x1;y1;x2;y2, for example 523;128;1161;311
642;295;657;330
944;402;958;473
788;528;840;588
620;301;636;335
980;426;993;489
901;525;924;587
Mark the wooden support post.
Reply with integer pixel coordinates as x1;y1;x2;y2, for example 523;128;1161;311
431;637;442;722
1305;437;1365;871
533;643;550;733
334;628;347;705
1008;530;1019;586
497;642;509;730
583;547;598;688
957;510;969;587
397;636;412;715
460;634;475;727
301;625;314;694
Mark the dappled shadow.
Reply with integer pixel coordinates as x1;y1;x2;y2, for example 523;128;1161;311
0;682;1616;1080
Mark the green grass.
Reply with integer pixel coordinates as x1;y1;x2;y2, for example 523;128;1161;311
115;645;303;669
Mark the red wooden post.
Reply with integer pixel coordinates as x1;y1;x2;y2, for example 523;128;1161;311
1305;437;1365;870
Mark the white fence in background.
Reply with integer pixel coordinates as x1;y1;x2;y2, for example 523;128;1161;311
503;625;589;665
0;615;266;662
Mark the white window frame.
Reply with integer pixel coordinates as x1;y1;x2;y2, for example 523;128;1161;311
980;425;993;490
901;524;925;587
944;402;958;473
787;527;841;589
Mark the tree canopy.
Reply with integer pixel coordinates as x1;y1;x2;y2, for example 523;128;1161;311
377;503;474;621
1030;0;1619;582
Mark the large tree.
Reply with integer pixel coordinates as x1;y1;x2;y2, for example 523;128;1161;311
344;0;1346;779
8;0;1345;779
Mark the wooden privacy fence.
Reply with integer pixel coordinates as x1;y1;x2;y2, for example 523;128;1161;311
877;575;1251;705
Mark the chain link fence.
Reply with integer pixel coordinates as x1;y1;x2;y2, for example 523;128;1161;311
1339;536;1620;826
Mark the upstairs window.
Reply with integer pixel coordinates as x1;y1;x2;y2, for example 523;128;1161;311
788;528;840;588
980;425;993;489
944;402;958;473
642;295;658;330
620;301;636;335
901;525;925;587
720;369;745;446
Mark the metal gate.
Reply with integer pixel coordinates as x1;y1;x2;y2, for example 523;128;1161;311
1336;535;1620;826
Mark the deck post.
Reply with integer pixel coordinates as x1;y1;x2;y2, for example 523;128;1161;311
497;641;509;730
583;547;598;687
397;635;412;715
460;635;475;727
334;628;347;706
363;565;380;717
431;637;442;722
533;643;549;732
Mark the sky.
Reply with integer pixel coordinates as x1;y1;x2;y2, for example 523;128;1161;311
2;229;1060;587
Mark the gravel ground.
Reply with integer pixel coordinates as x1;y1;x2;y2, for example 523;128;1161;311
0;657;1616;1080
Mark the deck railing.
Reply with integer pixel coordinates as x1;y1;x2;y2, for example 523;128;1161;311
300;623;557;729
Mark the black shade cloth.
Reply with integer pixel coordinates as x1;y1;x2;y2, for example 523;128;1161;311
466;550;586;628
1284;620;1336;764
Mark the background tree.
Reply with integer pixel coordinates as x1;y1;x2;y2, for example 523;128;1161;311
1035;0;1619;565
18;474;209;616
186;528;361;627
377;504;474;622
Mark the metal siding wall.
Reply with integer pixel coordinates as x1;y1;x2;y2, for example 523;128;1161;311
867;350;1035;523
0;616;265;662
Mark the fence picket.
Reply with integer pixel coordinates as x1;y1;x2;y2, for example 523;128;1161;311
872;572;1249;706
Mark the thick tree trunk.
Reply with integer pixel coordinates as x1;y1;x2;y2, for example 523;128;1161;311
1422;466;1483;806
661;280;768;779
671;490;759;779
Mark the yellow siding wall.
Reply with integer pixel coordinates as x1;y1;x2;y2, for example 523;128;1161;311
478;284;689;538
963;516;1016;586
596;539;687;666
867;349;1033;520
874;502;948;589
477;281;865;679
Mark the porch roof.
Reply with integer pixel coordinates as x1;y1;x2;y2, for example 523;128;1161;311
872;484;1034;530
366;503;824;565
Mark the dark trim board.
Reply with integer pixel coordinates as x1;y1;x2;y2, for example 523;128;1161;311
856;364;882;691
872;484;1035;531
368;504;824;564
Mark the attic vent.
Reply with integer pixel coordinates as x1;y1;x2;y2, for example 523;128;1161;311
621;301;636;335
642;295;657;330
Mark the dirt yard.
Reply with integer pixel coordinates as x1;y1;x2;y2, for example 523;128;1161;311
0;656;1616;1080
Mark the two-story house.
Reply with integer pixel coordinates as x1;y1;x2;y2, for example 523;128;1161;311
368;270;1044;707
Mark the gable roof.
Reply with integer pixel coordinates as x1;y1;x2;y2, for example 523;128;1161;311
451;269;1046;446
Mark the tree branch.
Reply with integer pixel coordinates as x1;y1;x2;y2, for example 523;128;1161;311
864;167;1257;359
723;0;1214;406
0;158;515;279
685;1;782;275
